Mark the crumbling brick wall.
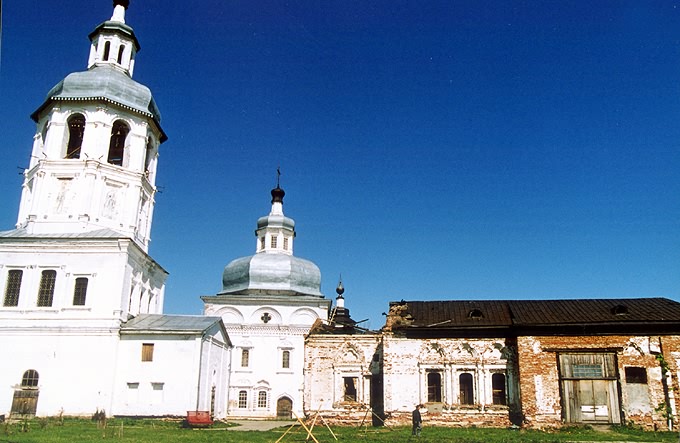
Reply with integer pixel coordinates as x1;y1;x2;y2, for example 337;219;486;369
517;334;676;430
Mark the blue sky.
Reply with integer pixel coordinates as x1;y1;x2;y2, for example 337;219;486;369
2;1;680;329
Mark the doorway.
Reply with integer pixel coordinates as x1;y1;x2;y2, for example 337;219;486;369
276;396;292;419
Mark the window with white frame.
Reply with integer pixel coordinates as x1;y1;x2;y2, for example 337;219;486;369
343;377;358;402
238;390;247;408
241;349;250;367
3;269;23;307
257;391;267;408
427;371;443;403
37;270;57;307
72;277;88;306
491;373;507;405
282;350;290;369
459;373;474;405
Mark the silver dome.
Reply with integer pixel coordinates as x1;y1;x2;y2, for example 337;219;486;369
32;65;164;136
221;253;322;297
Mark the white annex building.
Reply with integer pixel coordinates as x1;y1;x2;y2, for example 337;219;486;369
0;0;230;419
203;185;331;419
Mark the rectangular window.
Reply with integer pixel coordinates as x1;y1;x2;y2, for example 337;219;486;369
238;390;247;408
4;270;23;307
460;373;474;405
625;367;648;384
37;270;57;307
428;372;443;402
270;236;278;248
258;391;267;408
72;277;88;306
282;350;290;369
572;364;603;378
492;373;507;405
241;349;249;367
142;343;154;362
343;377;357;401
283;237;289;250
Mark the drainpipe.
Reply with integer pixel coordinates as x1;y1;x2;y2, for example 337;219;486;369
196;336;205;411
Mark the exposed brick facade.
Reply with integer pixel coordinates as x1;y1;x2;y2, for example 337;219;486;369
305;299;680;430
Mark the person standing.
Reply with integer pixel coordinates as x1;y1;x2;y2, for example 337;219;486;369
412;404;423;436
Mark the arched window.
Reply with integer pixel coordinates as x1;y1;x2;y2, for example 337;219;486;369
107;121;129;166
257;391;267;408
427;372;442;402
492;373;506;405
238;390;247;408
459;373;474;405
117;45;125;64
103;41;111;61
66;114;85;159
21;370;39;388
241;349;249;367
282;350;290;369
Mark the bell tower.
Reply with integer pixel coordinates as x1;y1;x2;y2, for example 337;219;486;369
18;0;166;252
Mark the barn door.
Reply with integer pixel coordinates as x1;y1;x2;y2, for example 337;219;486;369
559;353;620;424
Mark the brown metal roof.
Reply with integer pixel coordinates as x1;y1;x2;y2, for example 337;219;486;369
393;298;680;331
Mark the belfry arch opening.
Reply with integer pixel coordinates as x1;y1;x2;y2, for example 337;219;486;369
66;114;85;159
107;120;129;166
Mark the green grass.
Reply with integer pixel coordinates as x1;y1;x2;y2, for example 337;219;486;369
0;418;677;443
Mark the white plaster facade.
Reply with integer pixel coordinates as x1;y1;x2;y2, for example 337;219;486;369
203;186;331;419
0;1;231;420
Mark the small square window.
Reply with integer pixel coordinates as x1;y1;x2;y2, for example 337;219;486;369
142;343;154;362
625;367;648;384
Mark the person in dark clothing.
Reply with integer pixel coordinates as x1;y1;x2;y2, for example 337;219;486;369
412;404;423;436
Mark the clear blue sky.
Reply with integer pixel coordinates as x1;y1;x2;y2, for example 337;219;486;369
2;1;680;329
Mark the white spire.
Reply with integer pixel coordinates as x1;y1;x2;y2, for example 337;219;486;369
111;4;126;23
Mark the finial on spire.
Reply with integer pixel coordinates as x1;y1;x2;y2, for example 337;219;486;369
271;167;285;204
111;0;129;22
336;276;344;297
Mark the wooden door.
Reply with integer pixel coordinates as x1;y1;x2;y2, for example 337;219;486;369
276;396;292;419
559;353;621;424
10;390;39;417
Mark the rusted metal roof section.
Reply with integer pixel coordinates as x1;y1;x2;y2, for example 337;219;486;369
508;298;680;325
387;298;680;336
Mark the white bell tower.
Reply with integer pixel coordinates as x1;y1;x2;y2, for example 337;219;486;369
18;0;166;252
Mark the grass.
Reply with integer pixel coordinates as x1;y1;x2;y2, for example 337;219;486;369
0;418;677;443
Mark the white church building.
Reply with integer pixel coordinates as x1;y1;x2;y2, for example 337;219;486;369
0;0;230;419
203;184;331;419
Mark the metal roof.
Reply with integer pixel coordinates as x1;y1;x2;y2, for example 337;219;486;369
0;227;126;239
121;314;224;334
392;298;680;330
